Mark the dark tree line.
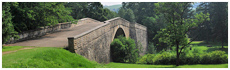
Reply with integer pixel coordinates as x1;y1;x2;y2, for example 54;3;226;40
190;2;228;48
2;2;118;44
118;2;228;53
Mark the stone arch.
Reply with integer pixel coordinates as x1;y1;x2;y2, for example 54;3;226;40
110;25;129;62
111;25;129;42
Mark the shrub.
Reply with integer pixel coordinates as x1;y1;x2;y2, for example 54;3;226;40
110;39;126;62
200;50;228;64
137;50;228;65
152;52;176;65
110;36;139;63
136;55;147;64
146;54;155;64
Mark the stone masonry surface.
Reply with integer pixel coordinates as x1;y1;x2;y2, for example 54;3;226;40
68;17;147;63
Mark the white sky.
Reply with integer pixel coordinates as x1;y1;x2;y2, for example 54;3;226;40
101;2;122;6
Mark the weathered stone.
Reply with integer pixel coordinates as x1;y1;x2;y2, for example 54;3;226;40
68;17;148;63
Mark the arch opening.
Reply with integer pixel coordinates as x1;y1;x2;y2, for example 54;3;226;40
110;28;126;62
114;28;125;38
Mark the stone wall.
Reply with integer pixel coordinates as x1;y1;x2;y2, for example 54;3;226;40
5;22;73;44
129;23;148;56
68;17;147;63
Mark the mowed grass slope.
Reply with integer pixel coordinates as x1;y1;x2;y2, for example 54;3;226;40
2;44;228;68
2;47;101;68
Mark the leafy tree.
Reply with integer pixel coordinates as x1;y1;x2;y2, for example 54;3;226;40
118;7;126;18
124;9;135;22
2;2;18;44
194;2;228;48
10;2;73;32
190;2;212;42
209;2;228;48
103;8;118;19
65;2;88;19
110;36;139;63
142;15;167;52
154;2;210;66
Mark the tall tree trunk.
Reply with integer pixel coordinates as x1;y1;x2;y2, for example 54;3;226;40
176;41;180;66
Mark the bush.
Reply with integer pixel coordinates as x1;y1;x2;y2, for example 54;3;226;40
200;50;228;64
136;55;147;64
110;36;139;63
136;54;155;64
110;39;126;62
137;50;228;65
152;52;176;65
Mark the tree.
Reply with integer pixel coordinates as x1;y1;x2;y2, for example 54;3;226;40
154;2;210;66
209;2;228;48
10;2;73;32
118;7;126;18
124;9;135;22
65;2;88;19
2;2;18;44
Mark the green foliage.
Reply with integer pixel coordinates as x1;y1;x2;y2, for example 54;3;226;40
110;36;139;63
10;2;73;32
124;9;135;22
2;2;18;44
2;47;99;68
147;42;156;54
138;50;228;65
152;52;176;65
65;2;118;21
118;7;126;18
136;54;155;64
200;50;228;64
110;39;126;62
153;2;210;66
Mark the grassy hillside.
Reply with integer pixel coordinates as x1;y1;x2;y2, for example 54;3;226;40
103;4;122;12
2;47;102;68
2;45;228;68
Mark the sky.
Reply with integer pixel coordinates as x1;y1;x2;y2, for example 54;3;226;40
101;2;122;6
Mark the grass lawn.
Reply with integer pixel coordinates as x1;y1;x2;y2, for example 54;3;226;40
104;62;228;68
190;41;228;54
2;46;32;52
2;45;228;68
2;47;101;68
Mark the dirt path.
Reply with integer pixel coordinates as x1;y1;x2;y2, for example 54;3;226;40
5;22;104;47
2;47;36;55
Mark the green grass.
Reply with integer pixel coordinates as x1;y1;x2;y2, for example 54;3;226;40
104;62;228;68
2;44;228;68
2;47;101;68
190;41;228;54
2;46;31;52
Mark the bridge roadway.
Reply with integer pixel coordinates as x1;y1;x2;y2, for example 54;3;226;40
6;22;104;47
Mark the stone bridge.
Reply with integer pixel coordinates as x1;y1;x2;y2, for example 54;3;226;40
7;17;147;63
68;17;147;63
